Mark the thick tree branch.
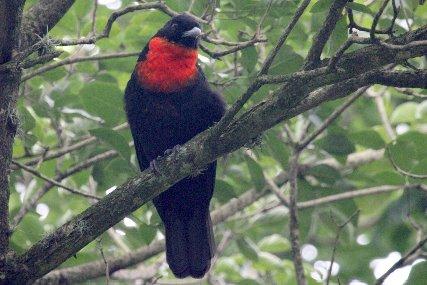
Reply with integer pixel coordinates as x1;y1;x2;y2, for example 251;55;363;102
304;0;349;69
36;148;386;284
20;0;76;49
0;0;25;276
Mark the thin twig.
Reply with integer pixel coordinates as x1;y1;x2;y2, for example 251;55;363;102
14;123;128;168
304;0;350;69
325;210;360;284
209;0;312;138
288;150;307;285
375;236;427;285
97;238;110;285
91;0;98;36
373;92;396;140
11;149;118;229
259;0;312;75
11;160;101;200
387;148;427;179
395;87;427;98
298;86;369;150
370;0;391;40
21;52;139;82
267;177;290;207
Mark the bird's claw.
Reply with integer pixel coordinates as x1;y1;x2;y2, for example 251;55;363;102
164;144;181;156
149;159;161;175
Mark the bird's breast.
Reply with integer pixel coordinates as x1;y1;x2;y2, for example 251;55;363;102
136;37;198;93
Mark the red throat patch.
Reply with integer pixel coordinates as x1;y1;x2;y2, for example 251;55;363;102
136;37;198;93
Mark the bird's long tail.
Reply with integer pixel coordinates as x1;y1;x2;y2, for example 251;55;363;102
163;209;215;279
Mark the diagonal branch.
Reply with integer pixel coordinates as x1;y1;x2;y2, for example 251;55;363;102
210;0;312;138
20;0;76;49
36;148;387;284
304;0;350;69
21;52;139;82
11;160;101;200
375;236;427;285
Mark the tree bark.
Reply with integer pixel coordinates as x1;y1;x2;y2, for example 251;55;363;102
20;0;76;48
0;0;25;283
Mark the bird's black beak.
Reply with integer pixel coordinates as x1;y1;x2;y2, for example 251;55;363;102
182;27;202;38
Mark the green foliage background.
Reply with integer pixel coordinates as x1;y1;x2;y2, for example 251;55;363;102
10;0;427;284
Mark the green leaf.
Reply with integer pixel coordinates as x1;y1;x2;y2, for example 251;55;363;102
18;105;35;132
258;234;291;253
237;279;261;285
391;102;418;124
124;224;157;246
80;82;124;125
387;131;427;177
241;46;258;73
236;237;259;261
214;179;237;203
307;164;342;185
311;0;335;13
326;16;348;55
90;128;131;161
244;156;266;191
405;260;427;284
269;45;304;75
346;2;374;15
18;213;44;243
349;130;385;149
266;132;290;169
42;67;67;81
316;129;355;156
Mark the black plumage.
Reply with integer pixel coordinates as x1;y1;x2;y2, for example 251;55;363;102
124;14;225;278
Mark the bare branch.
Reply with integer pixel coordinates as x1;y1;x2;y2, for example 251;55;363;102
373;92;397;140
259;0;312;75
35;148;388;284
326;210;360;285
20;0;76;48
21;52;139;82
0;0;26;266
199;36;267;59
371;0;391;40
210;0;312;137
375;236;427;285
11;149;118;229
297;184;425;209
304;0;349;69
288;151;306;285
298;86;369;150
11;160;101;200
14;123;128;169
387;148;427;179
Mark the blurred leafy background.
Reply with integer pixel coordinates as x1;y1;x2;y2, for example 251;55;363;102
10;0;427;284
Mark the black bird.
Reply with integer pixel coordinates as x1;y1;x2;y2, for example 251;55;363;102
124;14;225;278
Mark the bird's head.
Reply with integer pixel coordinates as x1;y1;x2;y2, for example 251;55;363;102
155;14;202;49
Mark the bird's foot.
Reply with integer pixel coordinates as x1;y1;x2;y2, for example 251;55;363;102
149;159;161;175
164;144;181;156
